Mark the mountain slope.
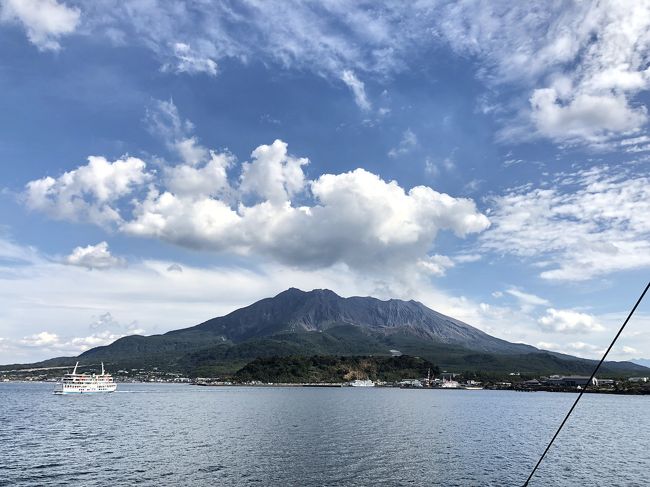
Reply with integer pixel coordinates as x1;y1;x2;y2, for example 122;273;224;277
4;288;649;378
173;288;536;354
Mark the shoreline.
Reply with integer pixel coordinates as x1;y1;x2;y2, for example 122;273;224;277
4;379;650;395
190;382;650;395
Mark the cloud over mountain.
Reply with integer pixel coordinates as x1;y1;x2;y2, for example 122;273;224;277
538;308;605;334
23;103;489;276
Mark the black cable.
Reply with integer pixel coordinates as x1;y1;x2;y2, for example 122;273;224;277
522;280;650;487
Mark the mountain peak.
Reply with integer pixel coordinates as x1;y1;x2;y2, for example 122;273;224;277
277;287;340;297
184;288;537;355
275;287;305;297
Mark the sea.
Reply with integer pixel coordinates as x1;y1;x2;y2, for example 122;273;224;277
1;382;648;486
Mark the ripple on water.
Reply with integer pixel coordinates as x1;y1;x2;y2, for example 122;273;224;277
1;383;649;486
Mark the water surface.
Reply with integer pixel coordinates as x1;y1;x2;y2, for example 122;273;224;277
1;383;648;486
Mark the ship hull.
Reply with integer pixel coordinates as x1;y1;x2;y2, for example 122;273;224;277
53;384;117;394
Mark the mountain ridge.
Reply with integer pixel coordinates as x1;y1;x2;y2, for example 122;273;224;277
2;288;648;378
176;287;537;355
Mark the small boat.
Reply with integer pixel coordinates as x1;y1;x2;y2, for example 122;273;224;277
440;379;460;389
349;379;375;387
53;362;117;394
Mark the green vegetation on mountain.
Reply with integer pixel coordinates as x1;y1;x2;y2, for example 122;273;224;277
177;327;646;378
234;355;440;383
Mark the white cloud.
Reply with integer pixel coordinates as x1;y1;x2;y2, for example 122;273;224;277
145;99;209;166
165;150;233;197
424;158;438;177
0;236;41;264
166;42;218;76
388;129;417;158
435;2;650;145
44;2;650;143
121;165;489;274
424;154;455;178
506;289;548;306
82;2;411;81
144;99;236;199
453;253;481;264
530;88;647;143
620;134;650;153
17;328;142;356
536;341;558;351
64;242;125;270
24;155;152;226
24;103;489;277
122;189;242;251
566;342;605;353
174;137;209;167
536;340;606;358
90;311;121;330
538;308;605;333
622;345;639;355
481;165;650;281
144;99;194;145
463;179;483;194
505;288;550;311
341;70;371;111
20;331;59;347
240;139;308;204
0;0;79;51
417;254;454;277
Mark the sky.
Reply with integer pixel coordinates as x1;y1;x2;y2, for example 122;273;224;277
0;0;649;364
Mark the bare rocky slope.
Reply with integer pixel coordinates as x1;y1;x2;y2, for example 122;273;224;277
177;288;536;354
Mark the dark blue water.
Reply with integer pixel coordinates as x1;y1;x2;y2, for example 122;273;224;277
1;383;648;486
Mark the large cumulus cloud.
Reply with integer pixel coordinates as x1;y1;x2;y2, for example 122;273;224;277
24;134;489;275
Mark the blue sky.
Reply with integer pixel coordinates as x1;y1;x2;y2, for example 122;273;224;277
1;0;649;364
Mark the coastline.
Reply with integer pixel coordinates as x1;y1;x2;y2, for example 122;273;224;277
4;380;650;395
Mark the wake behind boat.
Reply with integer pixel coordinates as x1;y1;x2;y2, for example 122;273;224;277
53;362;117;394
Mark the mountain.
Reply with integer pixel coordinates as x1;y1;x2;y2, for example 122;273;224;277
171;287;536;354
632;358;650;369
3;288;649;378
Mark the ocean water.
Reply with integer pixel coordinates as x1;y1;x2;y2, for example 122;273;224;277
1;383;648;486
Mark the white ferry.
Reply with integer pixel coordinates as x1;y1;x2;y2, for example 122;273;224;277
349;379;375;387
53;362;117;394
